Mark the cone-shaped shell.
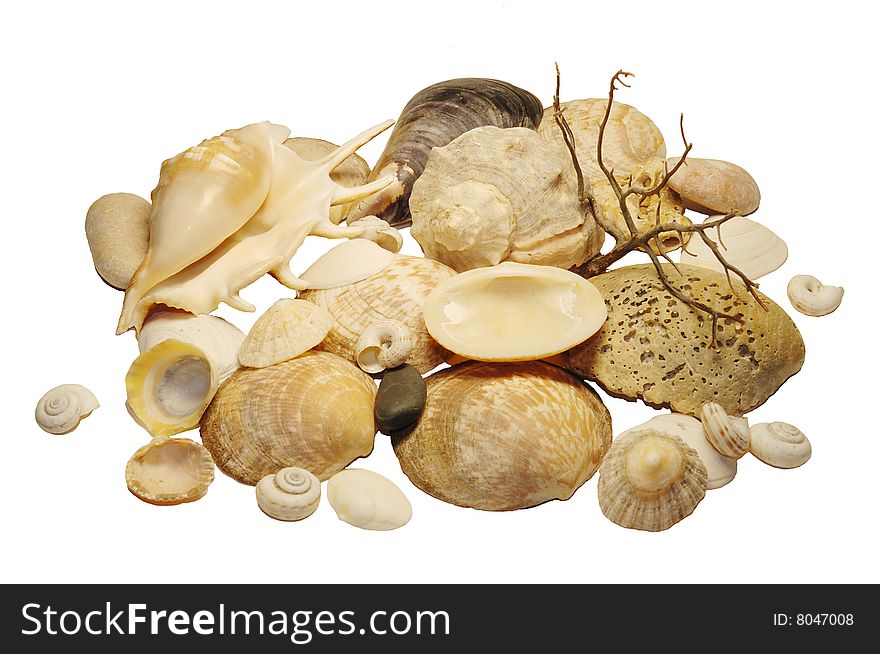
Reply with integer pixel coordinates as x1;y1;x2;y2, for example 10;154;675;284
200;351;377;485
345;78;544;227
238;299;332;368
598;430;707;531
410;126;604;272
423;262;607;361
126;339;219;437
565;264;805;417
679;216;787;280
299;256;456;374
125;436;215;506
666;157;761;216
392;361;612;511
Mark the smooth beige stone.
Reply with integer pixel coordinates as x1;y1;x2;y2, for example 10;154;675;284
667;157;760;216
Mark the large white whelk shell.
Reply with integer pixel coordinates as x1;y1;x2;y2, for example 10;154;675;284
138;310;245;381
750;422;811;469
355;320;414;374
618;413;737;490
326;469;412;531
125;436;215;505
679;215;787;280
256;467;321;521
787;275;844;317
598;430;708;532
125;339;219;438
238;299;332;368
423;262;607;362
34;384;99;435
701;402;750;460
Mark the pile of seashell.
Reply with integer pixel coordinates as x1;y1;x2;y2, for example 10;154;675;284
38;73;843;532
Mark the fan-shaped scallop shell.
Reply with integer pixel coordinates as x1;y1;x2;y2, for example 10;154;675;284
749;422;811;469
299;256;456;374
410;126;604;272
598;430;708;531
255;467;322;521
238;299;332;368
392;360;612;511
125;436;215;506
34;384;99;435
327;469;412;531
200;351;377;485
679;215;787;280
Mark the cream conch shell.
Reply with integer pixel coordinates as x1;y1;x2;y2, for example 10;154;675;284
393;360;612;511
423;262;607;362
700;402;750;460
85;193;151;290
355;320;414;374
598;430;708;532
326;469;412;531
787;275;844;317
117;119;397;333
298;239;396;290
238;299;332;368
299;255;456;374
618;413;736;490
255;467;321;521
34;384;99;435
200;351;377;485
410;126;604;272
125;435;215;505
138;310;245;382
749;422;811;469
125;339;218;437
679;215;787;280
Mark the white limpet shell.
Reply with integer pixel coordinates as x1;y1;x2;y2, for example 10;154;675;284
787;275;844;317
256;467;321;521
423;262;607;362
125;435;215;506
679;215;788;280
355;320;414;374
125;339;218;438
35;384;99;435
238;299;332;368
326;469;412;531
298;238;396;290
701;402;750;459
598;430;708;532
618;413;736;490
750;422;811;469
138;310;245;382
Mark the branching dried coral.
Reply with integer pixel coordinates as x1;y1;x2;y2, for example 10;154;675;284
553;66;766;346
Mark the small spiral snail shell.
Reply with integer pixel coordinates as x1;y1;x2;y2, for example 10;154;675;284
700;402;750;459
256;467;321;521
34;384;99;435
355;320;415;374
749;422;811;469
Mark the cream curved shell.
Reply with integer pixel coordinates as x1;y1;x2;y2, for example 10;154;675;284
423;262;607;362
138;310;245;381
34;384;99;435
125;436;215;505
85;193;151;290
255;467;322;521
326;469;412;531
787;275;844;317
679;215;787;280
238;299;332;368
749;422;811;469
298;239;395;290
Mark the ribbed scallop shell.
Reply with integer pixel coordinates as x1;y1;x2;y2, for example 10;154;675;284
34;384;99;435
392;360;612;511
200;351;377;485
299;256;456;374
256;467;321;521
679;216;787;280
598;430;707;531
410;126;604;272
749;422;811;469
701;402;750;459
125;436;215;506
238;299;332;368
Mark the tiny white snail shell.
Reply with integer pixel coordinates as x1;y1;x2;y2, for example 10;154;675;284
355;320;415;374
256;467;321;521
787;275;844;317
749;422;811;469
700;402;750;459
35;384;99;435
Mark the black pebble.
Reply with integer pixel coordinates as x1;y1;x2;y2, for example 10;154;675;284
374;364;427;435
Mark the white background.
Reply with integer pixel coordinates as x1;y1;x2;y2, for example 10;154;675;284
1;0;877;584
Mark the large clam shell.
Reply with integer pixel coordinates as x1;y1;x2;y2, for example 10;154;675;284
125;436;215;506
679;215;787;280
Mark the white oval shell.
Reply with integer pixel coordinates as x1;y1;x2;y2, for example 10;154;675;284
256;467;321;521
139;310;245;381
238;299;332;368
299;239;395;290
355;320;415;374
34;384;99;435
423;262;607;361
701;402;750;459
787;275;844;317
125;436;215;505
750;422;811;469
326;469;412;531
618;413;736;490
679;215;787;280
